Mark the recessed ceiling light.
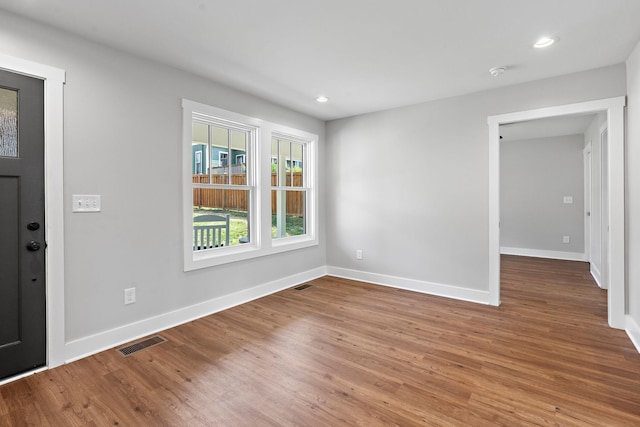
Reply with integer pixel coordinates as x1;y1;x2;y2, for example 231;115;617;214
534;37;556;48
316;96;329;103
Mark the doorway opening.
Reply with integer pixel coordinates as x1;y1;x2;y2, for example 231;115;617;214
499;113;597;263
487;96;626;329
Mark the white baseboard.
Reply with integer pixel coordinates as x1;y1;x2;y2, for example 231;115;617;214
63;267;327;364
590;263;604;288
52;262;640;367
500;247;586;262
326;266;491;305
626;316;640;354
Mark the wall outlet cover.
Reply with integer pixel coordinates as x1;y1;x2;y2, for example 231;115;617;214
124;287;136;305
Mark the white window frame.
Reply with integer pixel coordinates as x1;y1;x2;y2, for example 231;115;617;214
182;99;318;271
271;133;313;244
236;153;246;164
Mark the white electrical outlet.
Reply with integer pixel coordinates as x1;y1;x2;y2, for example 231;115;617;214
72;194;101;212
563;236;570;244
356;249;363;260
563;196;573;204
124;287;136;305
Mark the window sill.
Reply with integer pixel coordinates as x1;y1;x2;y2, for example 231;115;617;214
184;236;318;272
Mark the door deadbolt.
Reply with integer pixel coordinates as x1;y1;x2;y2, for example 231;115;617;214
27;222;40;231
26;241;41;252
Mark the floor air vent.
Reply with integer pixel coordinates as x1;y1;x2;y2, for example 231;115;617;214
294;284;312;291
118;335;167;356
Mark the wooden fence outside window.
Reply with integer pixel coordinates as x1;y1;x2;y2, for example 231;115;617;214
192;173;304;216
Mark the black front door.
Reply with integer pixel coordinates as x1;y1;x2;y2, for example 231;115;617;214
0;68;46;380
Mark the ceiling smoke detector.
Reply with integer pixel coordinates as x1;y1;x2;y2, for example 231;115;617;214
489;66;506;77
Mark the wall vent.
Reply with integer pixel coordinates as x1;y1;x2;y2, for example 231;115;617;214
294;284;312;291
117;335;167;356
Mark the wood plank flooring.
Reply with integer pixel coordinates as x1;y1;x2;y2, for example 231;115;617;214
1;255;639;426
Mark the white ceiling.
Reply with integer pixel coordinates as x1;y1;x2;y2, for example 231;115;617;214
500;114;598;142
1;0;640;121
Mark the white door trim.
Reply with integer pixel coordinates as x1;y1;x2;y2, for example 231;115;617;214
583;143;592;264
488;96;626;329
599;124;610;290
0;54;66;369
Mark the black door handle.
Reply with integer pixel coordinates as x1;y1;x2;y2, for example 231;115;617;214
26;241;41;252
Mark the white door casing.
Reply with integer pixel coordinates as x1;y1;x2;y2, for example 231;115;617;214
488;96;626;329
0;53;65;381
583;143;592;264
600;126;609;290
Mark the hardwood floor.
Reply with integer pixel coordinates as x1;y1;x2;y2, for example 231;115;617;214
2;255;639;426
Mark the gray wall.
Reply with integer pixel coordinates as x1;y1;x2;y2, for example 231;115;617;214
0;11;326;342
627;40;640;328
500;135;584;254
326;64;626;293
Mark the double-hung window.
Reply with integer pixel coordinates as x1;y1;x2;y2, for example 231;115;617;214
271;134;309;240
183;100;317;271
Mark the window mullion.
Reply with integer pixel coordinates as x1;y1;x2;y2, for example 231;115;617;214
289;140;293;187
226;128;231;185
207;124;212;185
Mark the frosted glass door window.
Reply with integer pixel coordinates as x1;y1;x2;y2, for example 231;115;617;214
0;88;18;158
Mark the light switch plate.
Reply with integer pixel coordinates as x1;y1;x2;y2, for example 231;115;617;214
72;195;101;212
